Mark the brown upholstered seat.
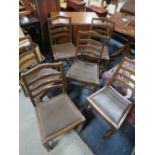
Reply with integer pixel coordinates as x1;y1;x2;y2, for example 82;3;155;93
66;31;106;91
48;16;76;61
52;42;76;60
88;86;131;127
36;93;84;140
66;59;99;85
21;63;85;150
86;57;135;138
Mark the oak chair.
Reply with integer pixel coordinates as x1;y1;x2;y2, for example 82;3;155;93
19;45;40;96
47;16;76;61
90;17;115;62
19;35;44;62
66;30;106;91
85;57;135;138
21;62;85;150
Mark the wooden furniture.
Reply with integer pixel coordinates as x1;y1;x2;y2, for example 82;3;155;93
109;12;135;38
47;16;76;61
50;12;98;44
21;62;85;150
19;44;40;96
120;0;135;16
86;5;108;17
19;35;44;62
34;0;60;53
85;57;135;138
67;0;86;11
90;17;115;61
66;31;106;91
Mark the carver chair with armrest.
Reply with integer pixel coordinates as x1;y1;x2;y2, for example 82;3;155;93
47;16;76;62
85;57;135;138
90;17;115;62
21;62;85;150
66;30;106;91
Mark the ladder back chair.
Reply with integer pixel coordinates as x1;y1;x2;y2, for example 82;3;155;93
86;57;135;138
19;35;44;61
90;17;115;61
19;46;40;96
47;16;76;61
66;30;106;91
21;62;85;150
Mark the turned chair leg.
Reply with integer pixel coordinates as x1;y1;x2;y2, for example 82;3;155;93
103;126;116;139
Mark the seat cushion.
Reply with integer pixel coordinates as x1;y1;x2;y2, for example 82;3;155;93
53;42;76;60
87;86;131;128
36;94;85;140
66;59;99;84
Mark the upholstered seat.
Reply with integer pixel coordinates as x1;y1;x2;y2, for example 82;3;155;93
48;16;76;61
85;57;135;138
21;63;85;149
66;59;99;85
87;86;131;127
53;42;76;60
36;93;84;140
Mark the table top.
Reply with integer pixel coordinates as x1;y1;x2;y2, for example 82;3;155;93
120;0;135;15
109;12;135;38
50;12;98;25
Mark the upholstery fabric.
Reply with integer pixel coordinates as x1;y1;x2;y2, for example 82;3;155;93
66;59;99;84
53;42;76;60
89;86;131;127
36;94;84;139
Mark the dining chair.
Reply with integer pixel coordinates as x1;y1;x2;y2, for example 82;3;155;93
19;35;44;62
47;16;76;61
21;62;85;150
19;48;40;96
90;17;115;62
85;57;135;138
66;30;106;91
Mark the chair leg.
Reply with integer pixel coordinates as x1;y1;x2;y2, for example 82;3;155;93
103;126;116;139
75;122;84;133
43;141;54;151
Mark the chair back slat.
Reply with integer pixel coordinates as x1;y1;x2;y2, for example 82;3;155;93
19;50;40;73
21;62;65;106
107;57;135;100
90;17;115;44
48;16;72;45
76;30;106;64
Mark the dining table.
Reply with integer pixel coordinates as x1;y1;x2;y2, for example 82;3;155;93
109;12;135;39
50;11;99;44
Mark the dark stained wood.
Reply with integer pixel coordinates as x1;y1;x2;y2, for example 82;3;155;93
67;0;86;11
109;12;135;38
86;5;108;17
120;0;135;16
